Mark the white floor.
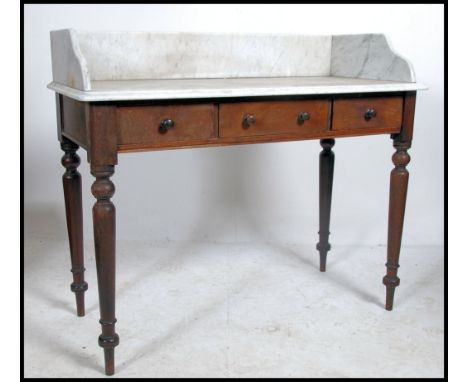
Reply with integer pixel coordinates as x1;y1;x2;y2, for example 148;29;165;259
24;235;444;378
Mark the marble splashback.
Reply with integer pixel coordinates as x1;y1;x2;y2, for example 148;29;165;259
50;30;91;91
77;31;332;82
50;30;418;93
331;34;415;82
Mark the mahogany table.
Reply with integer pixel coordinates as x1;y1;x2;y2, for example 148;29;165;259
48;30;426;375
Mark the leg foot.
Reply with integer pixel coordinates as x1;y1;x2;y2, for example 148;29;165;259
70;275;88;317
317;243;331;272
99;333;119;375
383;275;400;311
104;348;115;376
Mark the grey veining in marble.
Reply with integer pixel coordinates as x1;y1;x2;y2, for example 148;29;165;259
77;31;331;82
49;30;424;101
47;76;426;102
331;34;415;82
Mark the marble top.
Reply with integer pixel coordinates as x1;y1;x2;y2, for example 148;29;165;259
48;30;425;101
48;76;426;102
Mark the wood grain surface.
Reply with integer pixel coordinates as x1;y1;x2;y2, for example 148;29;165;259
219;100;330;138
332;96;403;132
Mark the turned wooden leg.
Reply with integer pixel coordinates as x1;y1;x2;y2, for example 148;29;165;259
91;165;119;375
316;138;335;272
383;139;411;311
61;138;88;316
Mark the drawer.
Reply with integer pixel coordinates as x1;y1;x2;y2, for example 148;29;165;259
117;104;217;145
332;96;403;132
219;100;330;138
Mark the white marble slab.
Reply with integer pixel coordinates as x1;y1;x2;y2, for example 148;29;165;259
47;76;426;102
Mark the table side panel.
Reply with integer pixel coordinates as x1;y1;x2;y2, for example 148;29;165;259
62;96;88;148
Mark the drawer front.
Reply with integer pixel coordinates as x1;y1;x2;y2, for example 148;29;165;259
117;104;217;145
332;96;403;132
219;100;330;138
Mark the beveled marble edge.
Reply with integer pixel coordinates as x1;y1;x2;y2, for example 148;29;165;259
47;79;427;102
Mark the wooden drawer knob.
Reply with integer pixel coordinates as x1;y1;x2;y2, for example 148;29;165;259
297;111;311;125
364;108;377;121
242;114;256;129
159;118;175;134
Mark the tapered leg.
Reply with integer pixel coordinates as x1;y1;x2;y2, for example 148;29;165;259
316;138;335;272
383;139;411;311
91;165;119;376
61;138;88;316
